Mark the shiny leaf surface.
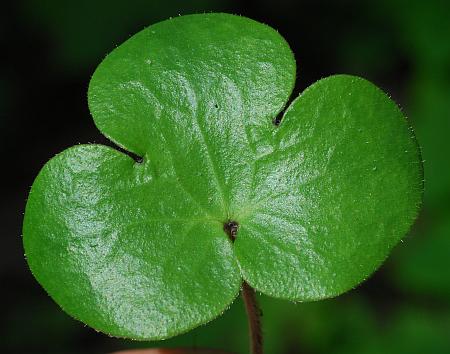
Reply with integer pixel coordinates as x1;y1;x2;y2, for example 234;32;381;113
23;13;422;340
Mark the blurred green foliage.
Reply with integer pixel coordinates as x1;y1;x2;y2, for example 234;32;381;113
4;0;450;353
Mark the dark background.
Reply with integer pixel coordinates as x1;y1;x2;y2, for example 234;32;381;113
2;0;450;353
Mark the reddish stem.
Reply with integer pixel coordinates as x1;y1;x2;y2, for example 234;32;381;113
241;282;263;354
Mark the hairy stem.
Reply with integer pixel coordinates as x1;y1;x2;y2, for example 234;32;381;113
241;281;263;354
223;221;262;353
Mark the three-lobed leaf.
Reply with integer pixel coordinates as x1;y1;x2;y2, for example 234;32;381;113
23;13;423;340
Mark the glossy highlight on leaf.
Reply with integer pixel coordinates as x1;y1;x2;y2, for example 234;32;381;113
23;13;423;340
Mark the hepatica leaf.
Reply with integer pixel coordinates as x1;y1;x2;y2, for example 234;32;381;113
23;13;423;340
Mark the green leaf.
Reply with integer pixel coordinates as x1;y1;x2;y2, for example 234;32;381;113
234;75;423;300
23;13;423;340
